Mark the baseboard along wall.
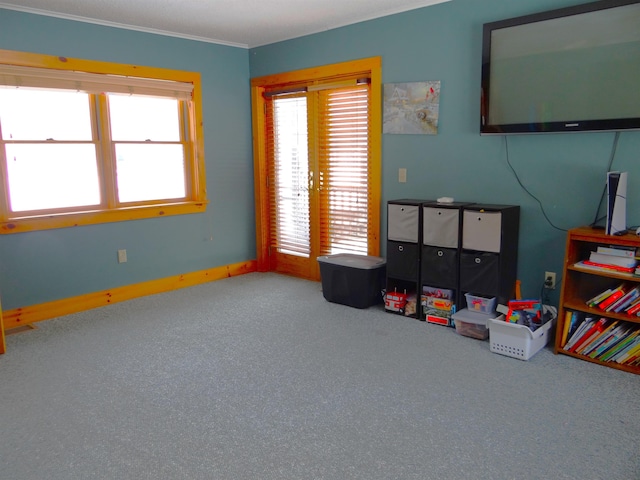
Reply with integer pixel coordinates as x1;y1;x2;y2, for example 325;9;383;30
2;260;257;331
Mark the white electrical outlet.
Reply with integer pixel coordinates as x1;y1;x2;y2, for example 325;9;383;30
118;249;127;263
544;271;556;289
398;168;407;183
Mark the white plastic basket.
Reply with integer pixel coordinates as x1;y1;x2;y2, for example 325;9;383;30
487;316;556;361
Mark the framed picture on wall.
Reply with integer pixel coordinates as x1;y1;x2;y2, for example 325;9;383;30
383;81;441;134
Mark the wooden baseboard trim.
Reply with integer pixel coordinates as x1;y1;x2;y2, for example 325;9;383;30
3;260;257;330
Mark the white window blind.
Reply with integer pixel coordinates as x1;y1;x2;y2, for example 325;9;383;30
0;65;193;99
268;95;311;257
318;85;370;255
264;79;371;260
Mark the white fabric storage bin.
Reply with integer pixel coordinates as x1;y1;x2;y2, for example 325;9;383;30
462;210;502;253
422;206;460;248
388;204;420;242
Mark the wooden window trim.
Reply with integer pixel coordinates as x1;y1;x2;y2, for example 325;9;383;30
0;49;207;234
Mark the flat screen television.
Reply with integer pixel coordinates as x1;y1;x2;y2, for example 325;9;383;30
480;0;640;134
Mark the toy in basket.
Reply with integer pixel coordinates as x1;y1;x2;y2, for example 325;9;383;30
488;303;557;360
505;299;544;330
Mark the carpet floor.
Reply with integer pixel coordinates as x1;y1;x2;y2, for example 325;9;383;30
1;272;638;479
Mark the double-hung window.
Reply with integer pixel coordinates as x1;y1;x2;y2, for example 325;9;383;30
0;50;206;233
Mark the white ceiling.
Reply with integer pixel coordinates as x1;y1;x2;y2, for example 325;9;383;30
0;0;451;48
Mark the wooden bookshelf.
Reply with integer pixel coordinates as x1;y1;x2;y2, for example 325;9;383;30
555;227;640;375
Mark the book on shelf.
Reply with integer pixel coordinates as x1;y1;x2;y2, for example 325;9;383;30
620;339;640;365
586;286;618;308
569;317;608;354
588;324;629;358
597;325;639;362
578;320;618;356
601;329;640;362
570;321;640;362
589;251;638;268
563;315;593;351
597;289;626;311
560;310;573;347
596;245;638;258
583;283;640;315
583;322;625;357
561;311;585;348
609;287;640;313
575;260;635;274
625;298;640;316
613;335;640;364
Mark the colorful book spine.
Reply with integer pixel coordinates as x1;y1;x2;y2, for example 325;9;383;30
586;288;614;308
600;330;639;362
589;324;630;359
580;320;618;356
564;317;593;352
596;245;637;258
614;336;640;364
560;310;573;348
611;287;640;313
626;299;640;316
598;289;625;310
569;318;608;354
589;251;638;268
577;260;635;274
621;340;640;365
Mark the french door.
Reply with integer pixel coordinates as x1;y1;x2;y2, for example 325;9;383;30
251;58;382;281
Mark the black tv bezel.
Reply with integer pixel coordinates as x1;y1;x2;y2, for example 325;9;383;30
480;0;640;135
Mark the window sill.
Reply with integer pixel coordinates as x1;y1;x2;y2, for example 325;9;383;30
0;201;208;234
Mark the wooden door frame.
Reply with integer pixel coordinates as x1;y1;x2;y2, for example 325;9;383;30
251;57;382;277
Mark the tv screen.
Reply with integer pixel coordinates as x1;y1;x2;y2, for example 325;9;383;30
481;0;640;134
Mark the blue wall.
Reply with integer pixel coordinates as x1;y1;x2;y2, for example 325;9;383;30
0;10;254;309
1;0;639;310
251;0;640;301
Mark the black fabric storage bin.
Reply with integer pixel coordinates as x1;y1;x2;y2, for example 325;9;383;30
386;241;419;280
460;251;500;295
421;245;458;288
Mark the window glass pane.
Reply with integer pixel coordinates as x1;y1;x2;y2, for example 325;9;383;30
5;144;100;212
115;144;185;202
0;87;92;140
272;96;310;257
108;95;181;141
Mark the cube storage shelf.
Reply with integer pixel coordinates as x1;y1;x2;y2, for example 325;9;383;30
386;199;429;318
460;204;520;307
385;199;520;326
420;201;472;325
555;227;640;375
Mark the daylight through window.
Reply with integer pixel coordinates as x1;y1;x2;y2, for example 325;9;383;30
0;51;206;233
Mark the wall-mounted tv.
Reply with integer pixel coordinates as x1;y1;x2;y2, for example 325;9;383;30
480;0;640;134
